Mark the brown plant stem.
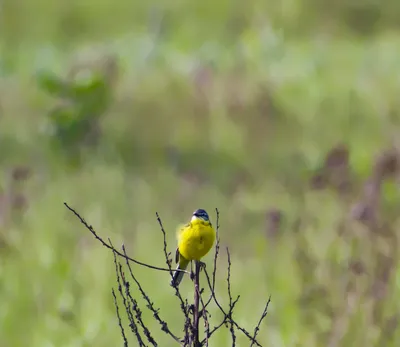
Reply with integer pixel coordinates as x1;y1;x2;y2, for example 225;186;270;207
193;260;201;347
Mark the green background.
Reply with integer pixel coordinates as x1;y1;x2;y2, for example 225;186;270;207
1;0;400;346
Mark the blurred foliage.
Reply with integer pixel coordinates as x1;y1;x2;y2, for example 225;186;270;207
35;55;117;165
1;0;400;347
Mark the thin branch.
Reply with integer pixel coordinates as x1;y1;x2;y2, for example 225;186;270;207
226;248;237;346
112;247;144;346
155;212;192;342
112;288;129;347
203;268;230;320
121;245;181;344
212;208;221;292
198;287;210;347
201;296;240;345
65;202;177;272
119;263;149;346
192;261;202;347
66;203;270;347
156;212;191;291
232;321;263;347
200;248;241;345
204;208;221;310
250;296;271;347
156;211;174;278
182;298;191;347
202;254;263;347
118;260;158;346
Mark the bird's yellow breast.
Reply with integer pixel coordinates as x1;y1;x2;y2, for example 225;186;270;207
177;219;216;261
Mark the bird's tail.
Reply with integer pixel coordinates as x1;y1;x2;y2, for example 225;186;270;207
170;259;189;287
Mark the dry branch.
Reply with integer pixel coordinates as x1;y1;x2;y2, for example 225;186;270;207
65;203;270;346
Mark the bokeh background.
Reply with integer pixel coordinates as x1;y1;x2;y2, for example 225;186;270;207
2;0;400;346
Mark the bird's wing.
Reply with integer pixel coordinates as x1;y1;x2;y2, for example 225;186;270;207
176;222;191;239
175;247;180;264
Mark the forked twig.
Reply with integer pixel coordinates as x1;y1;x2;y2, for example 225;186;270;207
65;203;270;347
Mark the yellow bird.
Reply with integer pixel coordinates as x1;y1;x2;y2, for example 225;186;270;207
170;209;216;287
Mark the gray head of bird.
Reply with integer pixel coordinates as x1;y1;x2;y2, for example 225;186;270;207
191;209;210;222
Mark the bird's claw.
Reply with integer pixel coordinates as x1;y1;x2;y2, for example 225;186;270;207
198;261;206;271
188;304;195;314
190;261;206;281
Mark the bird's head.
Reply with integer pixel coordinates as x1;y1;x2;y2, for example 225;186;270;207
191;209;210;222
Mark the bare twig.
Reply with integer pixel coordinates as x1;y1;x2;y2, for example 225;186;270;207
66;203;270;347
202;255;264;347
112;288;129;347
226;249;237;345
65;202;188;276
203;208;221;310
155;212;192;342
232;321;263;346
112;247;144;346
117;259;157;346
65;202;175;272
200;248;241;345
192;261;202;346
201;296;240;345
199;287;210;347
212;208;221;292
156;211;176;278
121;245;181;343
250;296;272;347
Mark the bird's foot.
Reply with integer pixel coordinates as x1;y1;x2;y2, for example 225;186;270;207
198;261;206;271
190;261;206;281
188;304;195;314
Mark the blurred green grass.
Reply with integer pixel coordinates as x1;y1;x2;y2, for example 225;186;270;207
1;1;400;346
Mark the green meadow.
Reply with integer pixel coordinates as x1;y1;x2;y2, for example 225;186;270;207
1;1;400;346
